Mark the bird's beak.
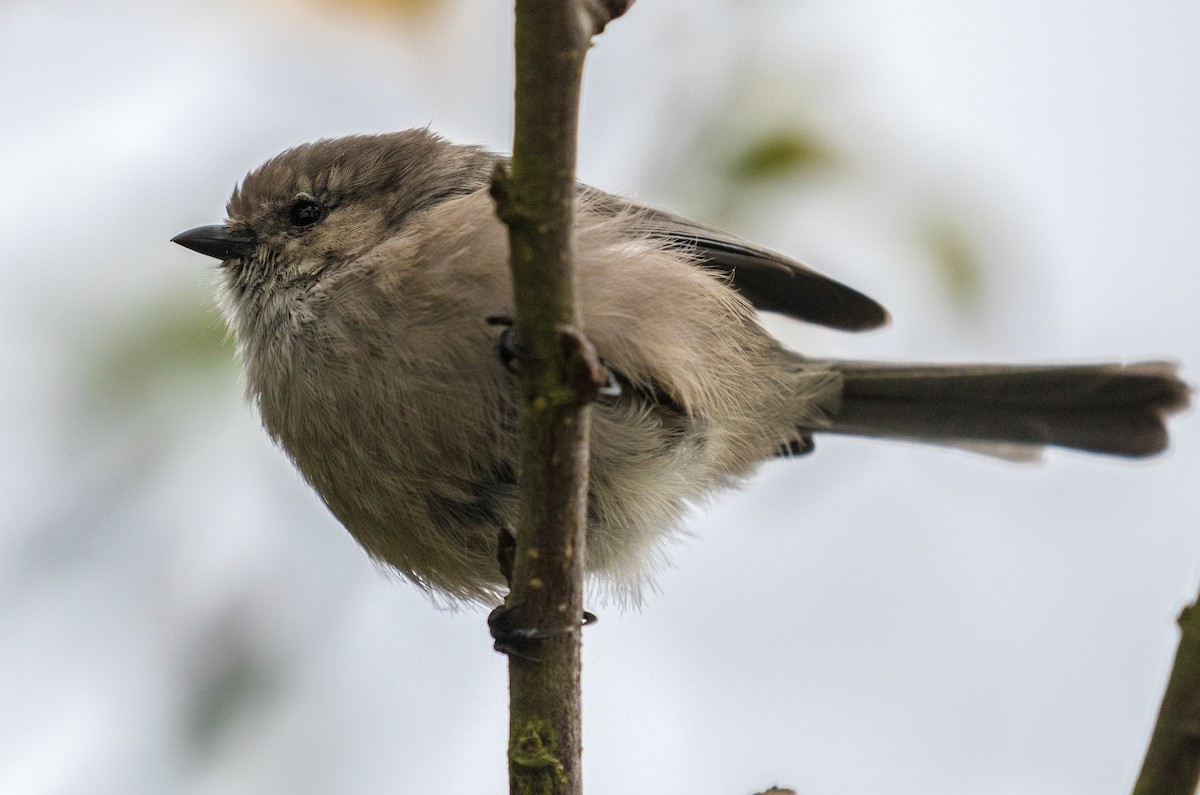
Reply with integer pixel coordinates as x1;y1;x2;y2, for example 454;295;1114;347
171;225;256;260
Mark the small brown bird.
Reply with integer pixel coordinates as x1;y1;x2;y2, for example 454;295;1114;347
173;129;1189;603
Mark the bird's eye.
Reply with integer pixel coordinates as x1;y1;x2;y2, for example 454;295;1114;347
288;194;326;228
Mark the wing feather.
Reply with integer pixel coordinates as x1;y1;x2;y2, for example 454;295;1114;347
581;188;888;331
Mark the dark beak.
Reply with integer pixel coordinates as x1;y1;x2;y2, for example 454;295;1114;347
171;225;256;260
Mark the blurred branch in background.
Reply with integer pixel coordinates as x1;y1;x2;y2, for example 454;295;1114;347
1133;591;1200;795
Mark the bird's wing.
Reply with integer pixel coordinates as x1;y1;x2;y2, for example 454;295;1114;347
582;188;889;332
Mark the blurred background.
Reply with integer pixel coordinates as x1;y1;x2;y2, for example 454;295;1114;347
2;0;1198;792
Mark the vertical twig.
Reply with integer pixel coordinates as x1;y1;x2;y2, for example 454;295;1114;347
1133;590;1200;795
492;2;632;794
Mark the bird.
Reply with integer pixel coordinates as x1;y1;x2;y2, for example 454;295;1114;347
173;128;1189;604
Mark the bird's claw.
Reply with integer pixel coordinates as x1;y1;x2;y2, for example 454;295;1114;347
487;602;599;660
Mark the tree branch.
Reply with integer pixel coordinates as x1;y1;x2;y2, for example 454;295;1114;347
1133;588;1200;795
492;1;632;793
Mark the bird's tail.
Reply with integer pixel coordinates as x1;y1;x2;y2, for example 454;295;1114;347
815;361;1189;458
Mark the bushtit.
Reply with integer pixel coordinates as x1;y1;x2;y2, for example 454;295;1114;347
173;129;1188;604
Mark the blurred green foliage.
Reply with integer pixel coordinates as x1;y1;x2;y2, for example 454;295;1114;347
91;295;235;407
316;0;446;21
919;215;984;309
725;128;832;184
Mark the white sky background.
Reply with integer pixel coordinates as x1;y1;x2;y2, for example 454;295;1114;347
1;1;1199;793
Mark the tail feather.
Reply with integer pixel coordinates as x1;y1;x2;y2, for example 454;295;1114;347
818;361;1189;458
